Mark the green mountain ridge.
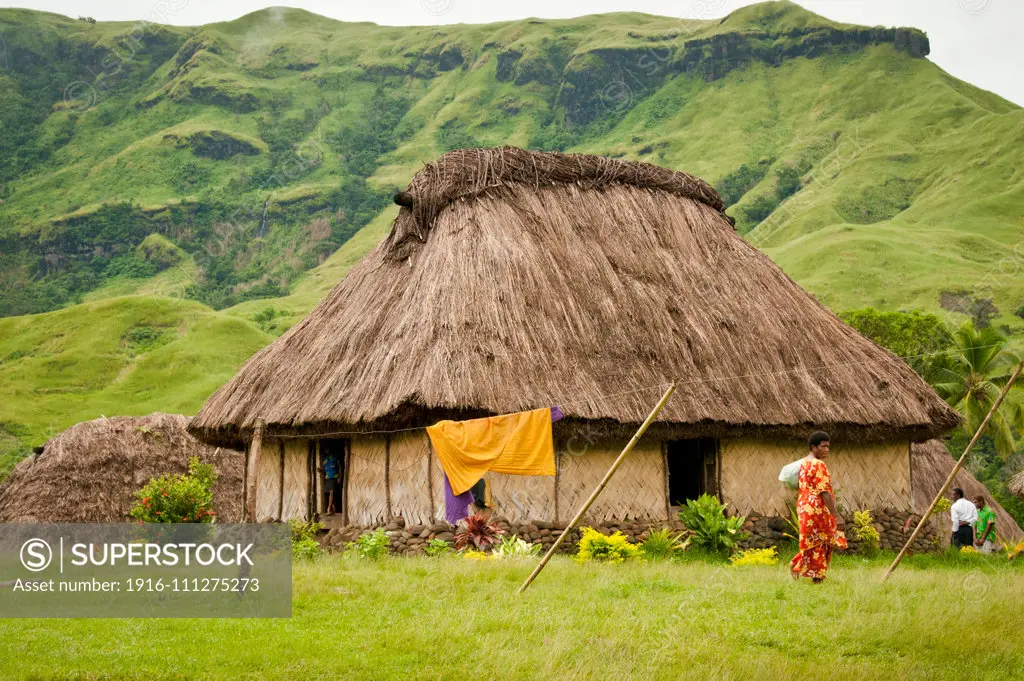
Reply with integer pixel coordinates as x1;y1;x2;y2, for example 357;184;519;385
0;1;1023;469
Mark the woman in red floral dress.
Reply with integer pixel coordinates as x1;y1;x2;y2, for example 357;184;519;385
790;431;847;583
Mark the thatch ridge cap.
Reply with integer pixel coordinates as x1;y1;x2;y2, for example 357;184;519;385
386;146;727;258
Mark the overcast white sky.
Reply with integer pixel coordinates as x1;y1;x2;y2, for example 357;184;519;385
7;0;1022;105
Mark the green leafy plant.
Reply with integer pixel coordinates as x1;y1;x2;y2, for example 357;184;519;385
851;510;881;557
424;538;453;557
454;513;505;552
935;497;952;514
677;494;748;556
290;519;324;561
576;527;640;563
346;528;389;560
639;528;691;561
729;547;779;566
129;456;216;523
492;535;542;560
782;500;800;543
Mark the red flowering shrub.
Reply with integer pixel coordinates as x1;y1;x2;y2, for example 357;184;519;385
129;457;217;523
454;513;505;551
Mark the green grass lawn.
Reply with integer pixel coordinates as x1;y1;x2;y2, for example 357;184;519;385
1;551;1022;680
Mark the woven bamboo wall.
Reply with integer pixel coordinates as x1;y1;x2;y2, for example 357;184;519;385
720;439;911;516
489;471;556;524
348;436;389;526
389;432;432;527
256;439;282;521
280;439;309;522
557;443;667;523
429;444;446;522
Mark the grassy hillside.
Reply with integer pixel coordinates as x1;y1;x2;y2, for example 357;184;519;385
0;1;1022;467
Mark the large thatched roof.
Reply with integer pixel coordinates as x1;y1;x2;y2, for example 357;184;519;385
0;414;243;523
190;147;959;448
911;440;1022;540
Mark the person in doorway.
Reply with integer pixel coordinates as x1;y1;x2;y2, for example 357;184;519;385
949;488;977;549
973;495;997;553
790;431;847;583
320;454;341;515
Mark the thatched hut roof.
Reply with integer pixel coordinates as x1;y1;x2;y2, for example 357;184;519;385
0;414;243;523
1010;470;1024;499
911;440;1022;539
190;147;959;448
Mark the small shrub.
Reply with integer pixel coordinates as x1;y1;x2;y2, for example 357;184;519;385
729;547;779;566
249;307;285;334
742;194;779;225
454;513;505;552
121;325;171;354
639;528;690;561
424;538;453;557
999;535;1023;561
290;519;324;561
782;500;800;543
346;528;389;560
851;510;880;557
492;535;542;560
129;456;216;523
677;494;747;557
576;527;640;564
935;497;952;514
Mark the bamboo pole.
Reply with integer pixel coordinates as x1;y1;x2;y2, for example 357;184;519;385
883;360;1024;582
245;419;265;523
518;383;676;594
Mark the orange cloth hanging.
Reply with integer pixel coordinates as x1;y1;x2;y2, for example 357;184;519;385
427;408;556;496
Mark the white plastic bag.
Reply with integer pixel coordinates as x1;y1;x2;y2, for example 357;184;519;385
778;458;805;490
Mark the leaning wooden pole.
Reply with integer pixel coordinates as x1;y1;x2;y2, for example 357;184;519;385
883;360;1024;582
245;419;265;523
518;383;676;594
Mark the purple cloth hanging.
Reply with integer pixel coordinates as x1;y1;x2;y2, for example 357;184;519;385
444;474;474;525
551;405;564;422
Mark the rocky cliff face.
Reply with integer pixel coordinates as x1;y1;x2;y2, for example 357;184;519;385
543;26;931;126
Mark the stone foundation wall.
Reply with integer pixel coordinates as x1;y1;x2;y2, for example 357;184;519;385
737;508;942;554
320;508;943;556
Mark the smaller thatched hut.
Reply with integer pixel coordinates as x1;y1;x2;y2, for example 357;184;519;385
1010;470;1024;500
0;414;243;523
911;440;1022;541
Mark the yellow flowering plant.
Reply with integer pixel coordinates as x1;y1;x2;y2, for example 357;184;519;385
998;535;1023;561
729;547;779;566
462;549;492;561
576;527;640;563
851;509;881;557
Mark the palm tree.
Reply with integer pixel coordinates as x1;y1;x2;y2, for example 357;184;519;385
931;322;1024;457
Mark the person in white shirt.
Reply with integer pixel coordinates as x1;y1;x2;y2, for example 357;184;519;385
949;487;978;549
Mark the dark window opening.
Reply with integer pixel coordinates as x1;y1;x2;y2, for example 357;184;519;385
666;438;718;507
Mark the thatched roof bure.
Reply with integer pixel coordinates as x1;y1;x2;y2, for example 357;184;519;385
0;414;243;523
1010;470;1024;499
190;147;960;448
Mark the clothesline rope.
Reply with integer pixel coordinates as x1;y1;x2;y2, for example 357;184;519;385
262;343;1000;440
